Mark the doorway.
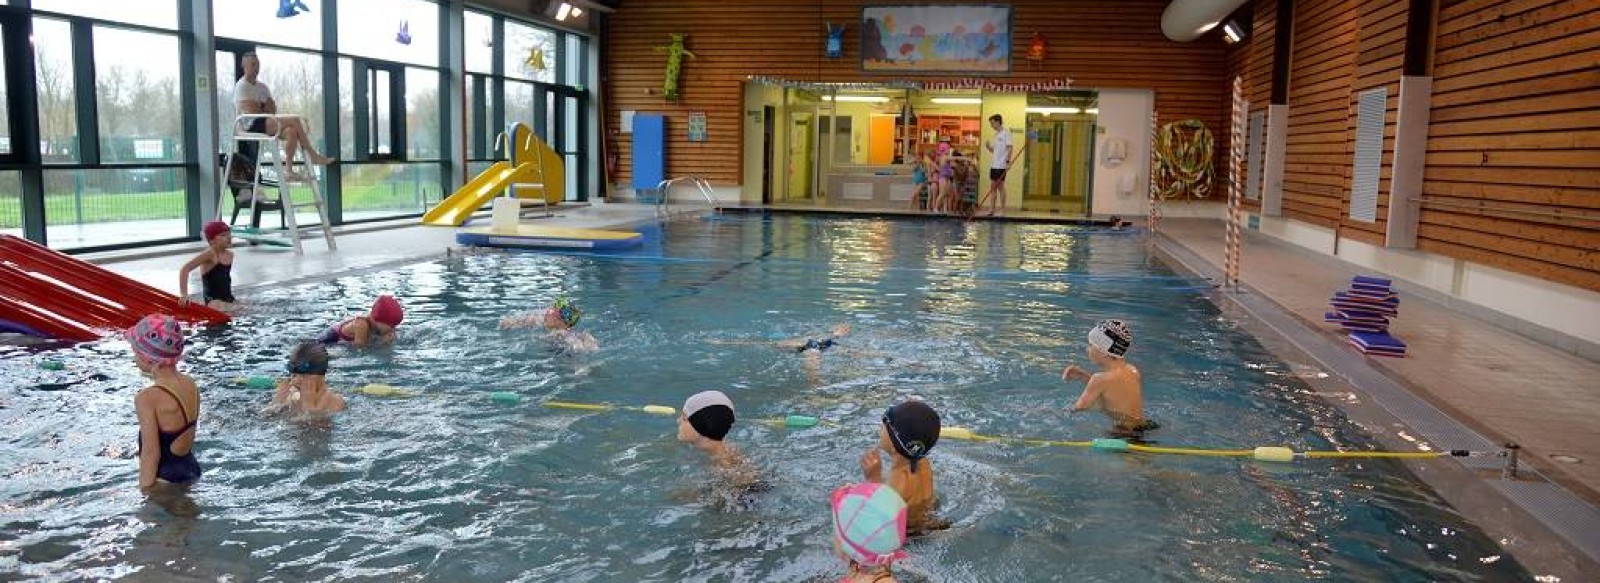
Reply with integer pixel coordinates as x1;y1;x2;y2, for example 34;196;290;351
1022;91;1097;215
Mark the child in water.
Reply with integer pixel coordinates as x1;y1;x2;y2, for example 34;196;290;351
320;295;403;347
1062;319;1155;439
267;341;345;415
177;221;235;310
500;297;599;353
860;400;947;535
127;314;202;491
831;482;910;582
677;390;763;502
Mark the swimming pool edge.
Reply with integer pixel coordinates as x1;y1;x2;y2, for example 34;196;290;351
1151;231;1600;581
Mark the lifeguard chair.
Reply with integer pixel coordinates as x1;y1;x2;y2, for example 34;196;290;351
218;114;336;254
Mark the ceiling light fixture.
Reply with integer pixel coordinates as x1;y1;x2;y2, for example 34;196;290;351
1026;107;1081;115
1223;21;1243;44
824;95;891;103
555;2;573;21
930;97;983;105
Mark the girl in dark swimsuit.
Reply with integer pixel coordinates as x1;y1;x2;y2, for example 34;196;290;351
178;221;236;310
319;294;404;347
127;314;202;490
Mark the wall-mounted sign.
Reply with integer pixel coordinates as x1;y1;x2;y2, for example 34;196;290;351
688;111;708;142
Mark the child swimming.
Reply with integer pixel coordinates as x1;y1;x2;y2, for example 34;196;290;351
267;341;345;415
676;390;763;502
500;297;599;353
320;294;403;347
860;400;946;534
1062;319;1155;438
176;221;235;310
831;482;910;582
127;314;202;490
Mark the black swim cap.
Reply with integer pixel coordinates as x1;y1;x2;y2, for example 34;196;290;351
684;390;736;441
287;341;329;375
883;401;941;473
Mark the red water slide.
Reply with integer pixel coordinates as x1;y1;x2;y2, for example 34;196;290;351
0;234;229;343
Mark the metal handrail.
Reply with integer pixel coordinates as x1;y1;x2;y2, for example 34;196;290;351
653;175;719;215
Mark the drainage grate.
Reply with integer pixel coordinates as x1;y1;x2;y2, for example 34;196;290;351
1492;480;1600;564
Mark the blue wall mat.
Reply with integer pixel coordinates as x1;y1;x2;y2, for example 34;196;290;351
633;114;666;190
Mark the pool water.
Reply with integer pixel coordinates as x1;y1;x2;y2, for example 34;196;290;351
1;214;1529;581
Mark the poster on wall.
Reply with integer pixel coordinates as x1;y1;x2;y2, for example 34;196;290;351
861;5;1011;74
687;111;708;142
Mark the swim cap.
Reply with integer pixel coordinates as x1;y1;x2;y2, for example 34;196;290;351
553;297;582;328
126;314;184;365
883;401;940;473
370;295;404;327
202;220;231;242
683;390;735;441
287;341;329;375
831;482;909;567
1087;319;1132;358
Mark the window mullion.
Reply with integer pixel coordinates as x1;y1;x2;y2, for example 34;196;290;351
69;19;99;165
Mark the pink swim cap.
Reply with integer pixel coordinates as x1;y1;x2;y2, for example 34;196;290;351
126;314;185;365
370;294;404;327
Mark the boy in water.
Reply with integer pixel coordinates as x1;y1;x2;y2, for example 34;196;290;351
676;390;762;497
501;297;599;353
1062;319;1154;438
860;400;947;535
268;341;345;415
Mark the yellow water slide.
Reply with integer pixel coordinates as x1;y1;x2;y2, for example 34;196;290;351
422;123;565;226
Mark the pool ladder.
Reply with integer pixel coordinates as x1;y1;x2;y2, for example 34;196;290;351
653;176;719;218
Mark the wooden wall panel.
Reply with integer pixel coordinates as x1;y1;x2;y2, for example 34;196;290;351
605;0;1228;187
1280;0;1359;227
1336;0;1408;245
1423;0;1600;291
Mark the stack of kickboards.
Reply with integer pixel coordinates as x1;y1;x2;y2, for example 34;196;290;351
1324;276;1407;357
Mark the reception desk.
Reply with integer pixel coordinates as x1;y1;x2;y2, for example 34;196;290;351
824;166;916;208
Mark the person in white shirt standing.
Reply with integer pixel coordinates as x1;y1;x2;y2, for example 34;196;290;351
235;51;334;174
981;114;1013;217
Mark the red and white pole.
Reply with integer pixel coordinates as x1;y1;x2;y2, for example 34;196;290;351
1225;77;1246;290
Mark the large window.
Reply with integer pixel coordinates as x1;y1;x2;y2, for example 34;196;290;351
214;0;323;50
342;163;441;221
337;0;440;67
503;21;555;83
0;172;21;237
465;11;494;74
93;27;183;163
43;168;187;249
33;18;79;164
31;0;178;30
406;68;440;159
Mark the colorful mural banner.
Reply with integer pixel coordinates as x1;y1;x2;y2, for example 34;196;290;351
862;5;1012;73
745;75;1073;93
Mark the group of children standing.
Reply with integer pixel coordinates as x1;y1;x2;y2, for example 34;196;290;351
908;114;1014;219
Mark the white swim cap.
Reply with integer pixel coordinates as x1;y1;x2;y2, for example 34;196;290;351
1087;319;1133;358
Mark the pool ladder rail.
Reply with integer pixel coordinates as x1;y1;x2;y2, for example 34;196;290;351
652;175;719;217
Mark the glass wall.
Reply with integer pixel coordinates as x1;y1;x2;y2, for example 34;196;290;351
2;1;593;250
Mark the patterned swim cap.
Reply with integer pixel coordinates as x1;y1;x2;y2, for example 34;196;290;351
553;297;582;328
1088;319;1133;358
126;314;184;365
831;482;909;567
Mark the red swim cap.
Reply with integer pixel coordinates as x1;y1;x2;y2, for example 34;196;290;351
202;220;231;242
370;294;404;327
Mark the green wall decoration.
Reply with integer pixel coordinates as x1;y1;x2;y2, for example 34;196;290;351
654;34;696;101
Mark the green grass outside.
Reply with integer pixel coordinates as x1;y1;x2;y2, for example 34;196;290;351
0;184;440;229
